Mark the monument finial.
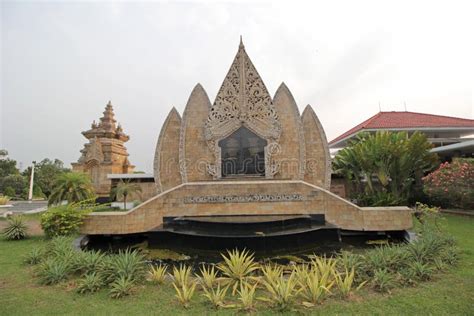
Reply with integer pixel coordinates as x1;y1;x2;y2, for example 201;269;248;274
239;35;244;49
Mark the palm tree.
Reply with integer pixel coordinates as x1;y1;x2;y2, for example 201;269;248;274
333;131;438;206
48;172;95;205
110;180;142;210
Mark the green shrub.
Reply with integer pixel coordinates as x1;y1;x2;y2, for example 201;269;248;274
47;236;76;257
408;260;434;281
336;251;364;274
260;271;301;311
37;258;72;285
101;249;146;284
76;273;103;294
3;186;15;198
74;250;106;275
407;235;443;264
371;269;396;293
362;245;408;276
439;246;460;266
24;247;45;265
109;276;135;299
2;216;28;240
40;205;90;238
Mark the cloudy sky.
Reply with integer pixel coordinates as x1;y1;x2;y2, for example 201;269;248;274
1;1;473;172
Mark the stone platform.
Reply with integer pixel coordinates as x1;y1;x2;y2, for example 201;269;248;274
80;180;412;235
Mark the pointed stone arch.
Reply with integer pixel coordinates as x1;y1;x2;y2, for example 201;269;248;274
179;83;214;182
154;107;182;193
272;83;305;180
302;105;331;189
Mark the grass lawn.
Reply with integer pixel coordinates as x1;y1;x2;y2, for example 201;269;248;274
0;214;473;315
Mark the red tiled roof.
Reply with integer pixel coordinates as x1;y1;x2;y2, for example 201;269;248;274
329;111;474;145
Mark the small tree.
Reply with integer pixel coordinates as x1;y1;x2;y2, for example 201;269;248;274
48;172;95;205
111;180;142;210
333;131;438;206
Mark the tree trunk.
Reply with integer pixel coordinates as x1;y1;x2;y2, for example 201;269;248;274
123;193;127;210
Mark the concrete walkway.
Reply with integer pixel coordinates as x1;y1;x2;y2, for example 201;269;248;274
9;200;48;214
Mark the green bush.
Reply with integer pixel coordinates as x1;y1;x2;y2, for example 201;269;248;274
76;273;104;294
24;247;45;265
371;269;396;293
37;258;73;285
40;205;90;238
0;174;27;196
2;216;28;240
109;275;135;299
408;260;434;281
74;250;106;275
3;186;15;197
101;249;147;284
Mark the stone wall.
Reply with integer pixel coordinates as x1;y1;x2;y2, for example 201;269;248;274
81;180;412;235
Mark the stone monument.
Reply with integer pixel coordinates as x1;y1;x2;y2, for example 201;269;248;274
72;101;135;197
81;40;412;238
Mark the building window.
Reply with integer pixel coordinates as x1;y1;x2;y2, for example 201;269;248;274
218;127;267;177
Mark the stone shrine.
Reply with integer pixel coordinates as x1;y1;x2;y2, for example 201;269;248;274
80;40;412;238
72;101;135;197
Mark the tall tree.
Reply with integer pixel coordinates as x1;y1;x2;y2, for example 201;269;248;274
0;159;20;178
110;180;142;210
48;172;95;205
333;131;438;206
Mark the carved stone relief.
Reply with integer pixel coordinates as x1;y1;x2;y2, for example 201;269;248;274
204;41;282;179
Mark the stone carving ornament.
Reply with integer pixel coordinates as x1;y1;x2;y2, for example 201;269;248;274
205;39;282;178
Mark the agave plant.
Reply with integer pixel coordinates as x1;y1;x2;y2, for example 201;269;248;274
299;264;335;305
202;283;231;309
237;281;258;312
336;251;363;272
198;264;218;289
173;279;197;308
260;263;284;292
371;269;396;293
171;264;192;288
24;247;45;265
47;236;76;259
74;250;106;275
409;260;434;281
310;256;337;276
334;267;366;298
76;272;103;294
433;258;447;271
109;275;135;299
102;249;146;284
3;216;28;240
148;264;168;284
259;271;301;310
217;248;259;295
292;263;310;285
37;258;71;285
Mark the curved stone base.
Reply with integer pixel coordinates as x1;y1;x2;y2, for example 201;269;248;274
80;180;412;235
